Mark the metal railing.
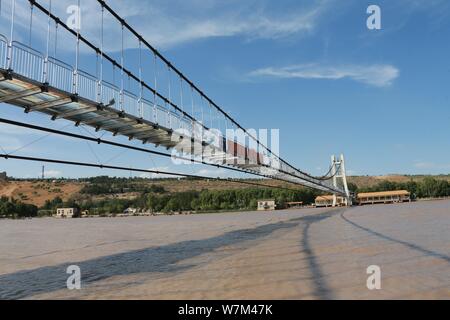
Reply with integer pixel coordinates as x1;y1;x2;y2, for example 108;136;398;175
122;91;139;116
154;104;169;127
1;38;200;139
100;81;120;109
77;70;98;102
0;35;7;70
11;42;44;83
140;98;155;124
1;38;238;157
47;57;73;93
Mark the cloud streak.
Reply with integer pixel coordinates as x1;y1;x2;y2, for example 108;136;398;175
139;167;179;179
41;170;63;178
413;161;450;170
101;0;329;49
0;0;330;51
248;63;400;87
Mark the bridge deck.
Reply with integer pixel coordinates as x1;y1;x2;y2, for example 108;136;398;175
0;69;184;150
0;68;279;181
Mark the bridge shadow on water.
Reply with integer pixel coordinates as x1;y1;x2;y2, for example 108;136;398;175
0;211;341;299
299;211;341;300
340;211;450;264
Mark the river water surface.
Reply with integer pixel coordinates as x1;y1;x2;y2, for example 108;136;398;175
0;201;449;299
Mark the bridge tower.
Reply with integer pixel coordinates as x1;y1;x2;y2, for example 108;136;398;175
331;154;352;206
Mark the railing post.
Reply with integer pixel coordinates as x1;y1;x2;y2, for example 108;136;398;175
73;64;78;95
96;56;101;103
190;86;195;138
167;65;171;129
179;76;184;131
209;102;213;129
138;39;143;118
166;101;170;128
119;23;124;112
153;52;158;124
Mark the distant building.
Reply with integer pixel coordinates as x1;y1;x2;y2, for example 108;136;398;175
356;190;410;205
55;208;79;218
286;201;303;209
257;199;276;211
315;195;345;207
123;207;138;215
0;172;7;181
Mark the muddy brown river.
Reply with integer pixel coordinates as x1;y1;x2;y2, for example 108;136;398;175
0;200;449;299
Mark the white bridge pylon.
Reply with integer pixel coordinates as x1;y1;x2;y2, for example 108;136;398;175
331;154;352;206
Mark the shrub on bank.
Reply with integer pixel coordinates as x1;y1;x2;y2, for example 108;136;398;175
0;196;38;218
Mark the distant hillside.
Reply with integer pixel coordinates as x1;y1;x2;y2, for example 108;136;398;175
1;174;449;208
0;177;292;207
348;174;450;188
0;180;84;207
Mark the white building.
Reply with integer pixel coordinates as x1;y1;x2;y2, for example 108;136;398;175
56;208;79;218
315;195;346;207
257;199;276;211
357;190;411;205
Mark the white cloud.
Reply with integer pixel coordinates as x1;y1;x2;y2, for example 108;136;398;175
413;162;450;170
346;169;359;176
139;166;239;179
42;170;63;178
100;0;328;49
0;124;30;136
195;168;229;178
248;63;399;87
0;136;22;152
139;166;178;179
0;0;330;51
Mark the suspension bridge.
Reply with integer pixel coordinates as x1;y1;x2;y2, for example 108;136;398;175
0;0;351;204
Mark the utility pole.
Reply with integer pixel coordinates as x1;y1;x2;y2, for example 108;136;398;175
42;165;45;180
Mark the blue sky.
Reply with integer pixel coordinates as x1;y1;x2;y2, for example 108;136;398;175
1;0;450;179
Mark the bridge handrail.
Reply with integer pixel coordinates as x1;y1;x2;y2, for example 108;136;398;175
5;42;247;173
77;69;98;101
101;80;120;91
99;82;120;111
47;56;73;71
0;34;7;70
47;57;74;93
77;69;97;81
11;41;44;59
11;41;45;83
122;90;139;115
